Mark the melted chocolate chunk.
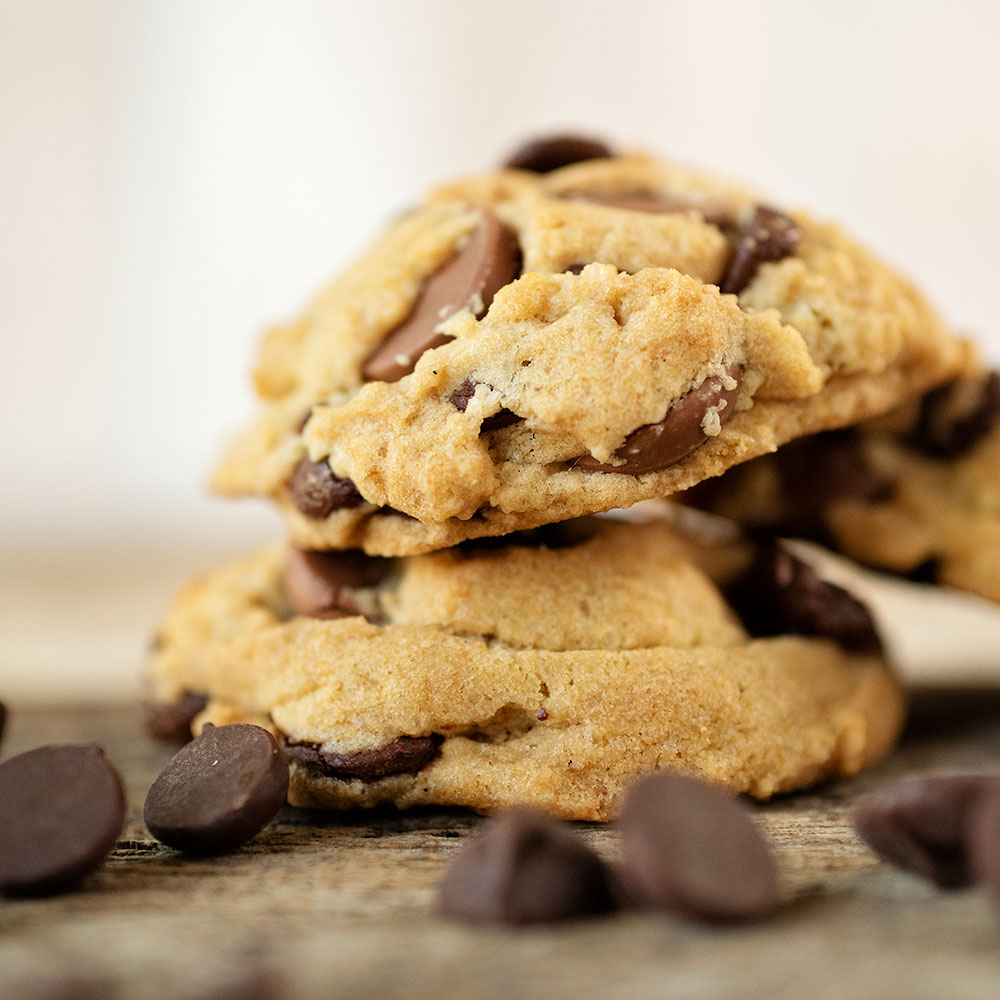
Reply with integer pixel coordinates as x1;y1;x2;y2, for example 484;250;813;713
720;206;801;295
0;745;125;896
0;700;6;751
618;773;779;922
969;785;1000;903
854;775;1000;889
284;548;390;620
727;543;881;652
911;373;1000;459
142;691;208;744
143;724;289;855
283;734;442;782
290;456;364;520
438;808;615;924
566;189;734;227
574;366;742;476
447;379;522;432
363;212;521;383
503;135;613;173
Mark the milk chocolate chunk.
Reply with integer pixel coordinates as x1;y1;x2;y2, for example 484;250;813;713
290;456;364;519
0;744;125;896
284;547;390;620
574;365;742;475
283;734;442;782
720;206;801;295
854;776;998;888
503;134;613;173
448;379;522;431
438;808;615;924
911;372;1000;459
618;773;779;922
567;189;734;227
143;724;289;855
969;784;1000;903
728;543;881;652
142;691;208;744
363;212;520;383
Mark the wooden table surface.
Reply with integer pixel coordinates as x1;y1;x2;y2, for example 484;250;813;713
2;695;1000;1000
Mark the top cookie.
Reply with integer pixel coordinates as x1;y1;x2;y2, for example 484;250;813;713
213;137;965;555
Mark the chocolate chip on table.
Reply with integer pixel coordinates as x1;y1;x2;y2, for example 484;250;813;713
438;807;615;924
911;372;1000;459
290;456;365;520
362;211;521;383
617;773;779;922
143;724;289;855
727;542;882;652
447;379;523;432
503;134;613;173
574;365;742;475
0;744;125;896
853;775;1000;889
284;547;390;620
283;734;443;782
142;691;208;744
720;205;801;295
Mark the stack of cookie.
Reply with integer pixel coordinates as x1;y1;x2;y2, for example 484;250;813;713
146;136;971;821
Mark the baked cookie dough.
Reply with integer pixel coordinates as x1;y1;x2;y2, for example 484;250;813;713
146;519;903;821
685;366;1000;604
212;140;964;556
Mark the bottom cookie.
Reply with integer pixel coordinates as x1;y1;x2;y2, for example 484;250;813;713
146;519;903;820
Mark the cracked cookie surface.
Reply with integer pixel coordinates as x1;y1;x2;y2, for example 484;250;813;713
213;148;964;556
146;518;903;820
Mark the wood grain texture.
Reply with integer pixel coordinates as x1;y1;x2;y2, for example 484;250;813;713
2;695;1000;1000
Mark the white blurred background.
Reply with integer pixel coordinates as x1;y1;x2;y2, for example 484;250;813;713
3;0;1000;698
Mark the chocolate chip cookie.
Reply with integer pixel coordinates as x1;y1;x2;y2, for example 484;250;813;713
212;143;964;556
685;361;1000;604
146;518;903;821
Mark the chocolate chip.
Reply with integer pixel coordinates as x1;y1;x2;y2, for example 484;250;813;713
143;724;289;855
566;190;734;227
0;744;125;896
0;700;6;751
283;734;442;782
911;373;1000;459
142;691;208;744
289;456;364;519
447;379;522;432
574;365;742;475
618;773;778;922
503;135;613;173
362;212;521;383
284;547;390;620
854;776;999;889
438;808;615;924
727;543;881;651
720;206;801;295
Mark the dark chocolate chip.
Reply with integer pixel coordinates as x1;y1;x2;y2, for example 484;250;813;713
565;262;587;275
447;379;522;432
853;775;999;889
618;772;779;922
284;547;390;620
363;212;521;383
911;373;1000;459
438;807;615;924
142;691;208;745
727;542;881;651
503;135;613;173
143;724;289;855
0;744;125;896
0;700;6;751
566;189;734;227
969;784;1000;903
720;206;801;295
574;365;742;475
283;734;442;782
290;456;365;520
